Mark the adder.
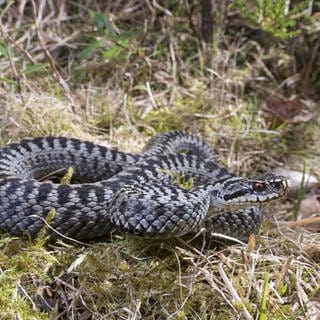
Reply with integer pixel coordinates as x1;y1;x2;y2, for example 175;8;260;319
0;131;289;241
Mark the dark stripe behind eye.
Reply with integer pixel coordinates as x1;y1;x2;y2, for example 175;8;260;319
224;190;247;201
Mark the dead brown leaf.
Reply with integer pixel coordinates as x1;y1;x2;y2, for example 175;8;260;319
261;96;315;123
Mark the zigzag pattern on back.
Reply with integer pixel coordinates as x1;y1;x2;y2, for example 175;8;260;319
0;131;289;241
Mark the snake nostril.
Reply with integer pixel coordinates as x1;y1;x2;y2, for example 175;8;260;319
272;181;284;192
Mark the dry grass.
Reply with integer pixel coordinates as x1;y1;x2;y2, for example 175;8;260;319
0;1;320;319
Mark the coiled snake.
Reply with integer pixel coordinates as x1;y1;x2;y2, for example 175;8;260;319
0;131;288;241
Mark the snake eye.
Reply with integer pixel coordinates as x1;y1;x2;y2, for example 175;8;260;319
253;181;266;192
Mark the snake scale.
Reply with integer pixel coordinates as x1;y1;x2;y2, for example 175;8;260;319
0;131;289;242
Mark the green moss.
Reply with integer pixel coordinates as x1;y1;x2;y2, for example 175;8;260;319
0;237;53;319
74;241;220;318
142;106;185;132
0;288;48;320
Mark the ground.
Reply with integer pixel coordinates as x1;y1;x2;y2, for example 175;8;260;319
0;1;320;319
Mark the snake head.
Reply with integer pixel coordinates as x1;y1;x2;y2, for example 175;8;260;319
245;174;289;201
208;174;289;211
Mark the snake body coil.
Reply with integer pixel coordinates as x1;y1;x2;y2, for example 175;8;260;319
0;131;289;241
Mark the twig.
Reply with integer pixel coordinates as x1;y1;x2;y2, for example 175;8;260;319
146;81;157;108
275;254;293;291
30;214;90;246
275;216;320;229
152;0;173;16
218;263;253;320
0;21;27;96
31;0;75;109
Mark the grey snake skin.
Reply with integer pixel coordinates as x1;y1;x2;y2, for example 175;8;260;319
0;131;289;241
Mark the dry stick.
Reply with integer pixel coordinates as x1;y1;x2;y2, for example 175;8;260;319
30;214;89;246
3;36;22;92
0;25;28;97
201;266;239;314
0;26;38;64
146;81;157;108
17;280;38;310
276;216;320;229
218;263;253;320
0;11;45;93
30;0;75;109
307;0;313;15
168;40;177;105
275;255;293;291
166;249;195;320
142;0;156;45
152;0;173;16
181;244;250;318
